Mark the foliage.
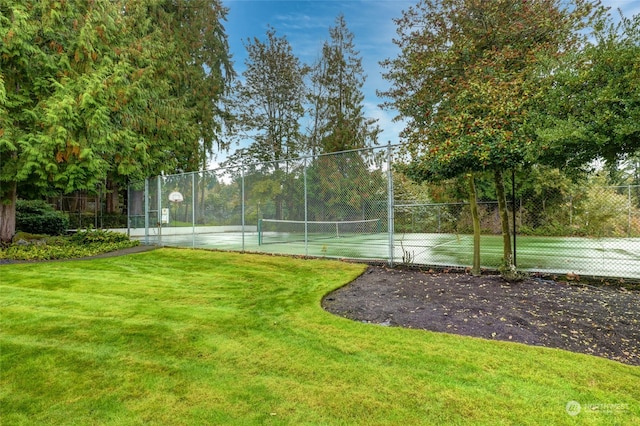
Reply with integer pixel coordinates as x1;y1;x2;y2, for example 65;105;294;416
202;177;242;226
381;0;599;178
15;199;69;236
306;151;386;222
535;12;640;171
380;0;603;274
306;14;379;154
67;212;128;229
0;0;233;241
227;28;308;165
223;28;308;220
0;230;138;260
392;170;432;203
69;229;131;245
573;177;635;237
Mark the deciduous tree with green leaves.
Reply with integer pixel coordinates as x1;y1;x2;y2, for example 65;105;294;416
380;0;601;275
535;12;640;172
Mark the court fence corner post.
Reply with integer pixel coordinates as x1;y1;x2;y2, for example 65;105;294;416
126;180;131;239
387;142;394;267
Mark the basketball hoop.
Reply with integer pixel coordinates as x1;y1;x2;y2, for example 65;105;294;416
168;191;184;203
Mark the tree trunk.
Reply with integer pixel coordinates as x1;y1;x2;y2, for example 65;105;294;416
467;173;481;276
0;181;17;243
494;168;513;266
106;179;119;214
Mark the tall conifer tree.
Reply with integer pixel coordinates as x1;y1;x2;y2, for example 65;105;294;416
307;14;379;154
0;0;233;241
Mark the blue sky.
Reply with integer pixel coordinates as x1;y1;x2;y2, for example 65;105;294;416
220;0;640;157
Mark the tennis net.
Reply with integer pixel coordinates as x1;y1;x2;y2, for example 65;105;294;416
258;218;382;245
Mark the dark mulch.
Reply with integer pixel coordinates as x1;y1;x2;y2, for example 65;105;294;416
323;266;640;367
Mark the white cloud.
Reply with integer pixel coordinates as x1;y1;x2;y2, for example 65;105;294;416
364;101;406;146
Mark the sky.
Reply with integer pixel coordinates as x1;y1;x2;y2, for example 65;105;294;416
219;0;640;159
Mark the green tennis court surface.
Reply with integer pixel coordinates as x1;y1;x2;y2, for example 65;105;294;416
143;231;640;279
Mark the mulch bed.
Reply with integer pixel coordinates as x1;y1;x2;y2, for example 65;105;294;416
323;266;640;367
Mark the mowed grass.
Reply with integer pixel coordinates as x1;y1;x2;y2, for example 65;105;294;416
1;248;638;425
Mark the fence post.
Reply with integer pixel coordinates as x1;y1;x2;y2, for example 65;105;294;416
192;172;196;247
157;176;162;246
512;169;517;267
629;185;632;237
387;142;394;267
126;182;131;238
304;157;309;257
144;178;149;245
241;157;245;252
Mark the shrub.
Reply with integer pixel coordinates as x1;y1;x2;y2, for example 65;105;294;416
16;200;69;236
0;229;139;261
70;229;130;245
0;239;139;261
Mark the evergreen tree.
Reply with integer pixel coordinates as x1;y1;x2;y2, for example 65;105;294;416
0;0;233;242
229;27;308;165
225;28;308;219
307;14;379;154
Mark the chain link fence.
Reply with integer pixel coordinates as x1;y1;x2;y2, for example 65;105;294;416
129;146;640;280
51;193;128;229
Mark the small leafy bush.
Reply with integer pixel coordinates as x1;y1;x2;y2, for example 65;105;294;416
0;229;140;261
70;229;130;245
0;240;139;261
16;200;69;236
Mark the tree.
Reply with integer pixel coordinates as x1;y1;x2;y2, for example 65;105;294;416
306;14;379;154
229;28;308;165
535;12;640;172
302;15;381;227
0;0;233;242
380;0;600;275
151;0;234;172
226;28;308;220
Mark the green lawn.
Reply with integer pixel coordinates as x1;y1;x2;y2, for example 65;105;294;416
155;231;640;279
1;248;638;425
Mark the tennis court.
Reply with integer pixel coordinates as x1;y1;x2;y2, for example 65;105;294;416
139;227;640;280
130;145;640;281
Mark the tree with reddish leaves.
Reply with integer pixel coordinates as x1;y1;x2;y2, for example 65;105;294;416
380;0;602;276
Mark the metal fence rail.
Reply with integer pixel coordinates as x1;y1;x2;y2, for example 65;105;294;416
129;145;640;280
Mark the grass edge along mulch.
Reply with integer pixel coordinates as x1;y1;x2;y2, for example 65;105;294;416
1;248;638;425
